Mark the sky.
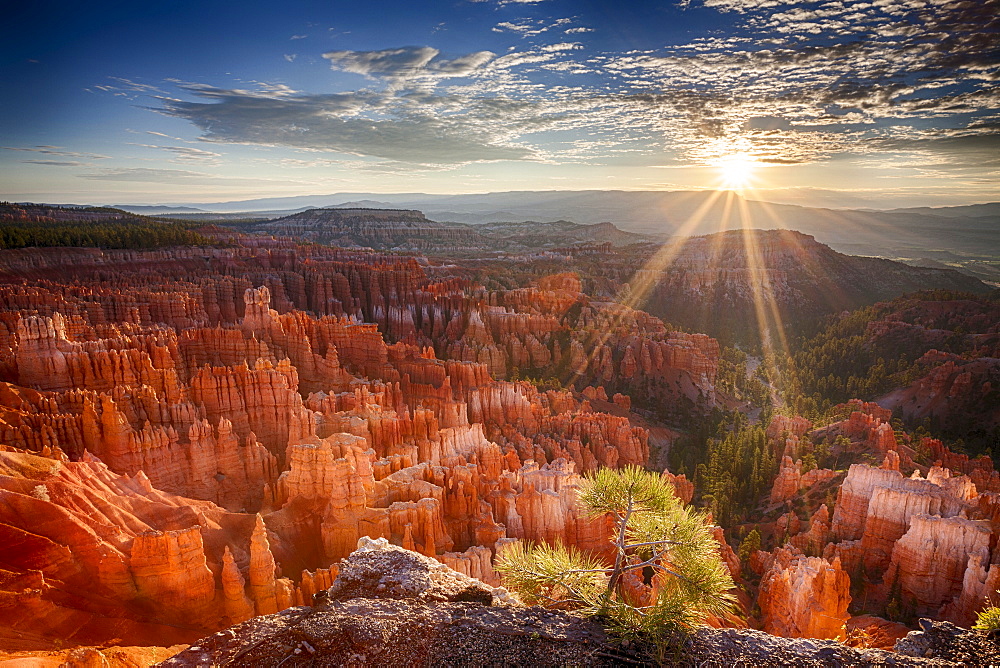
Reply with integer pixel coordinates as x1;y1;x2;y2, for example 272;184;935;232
1;0;998;208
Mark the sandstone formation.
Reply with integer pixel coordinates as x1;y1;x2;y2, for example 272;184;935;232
0;244;721;648
755;401;1000;634
769;455;837;506
0;644;187;667
257;208;487;252
253;209;650;256
758;546;851;640
867;296;999;439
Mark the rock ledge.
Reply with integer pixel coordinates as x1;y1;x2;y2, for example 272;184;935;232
158;539;998;667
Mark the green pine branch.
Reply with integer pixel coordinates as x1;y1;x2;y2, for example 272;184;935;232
496;465;738;648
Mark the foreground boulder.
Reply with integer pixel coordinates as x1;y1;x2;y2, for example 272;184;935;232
158;537;617;667
323;536;502;606
159;538;998;667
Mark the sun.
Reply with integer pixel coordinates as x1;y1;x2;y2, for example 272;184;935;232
716;154;758;190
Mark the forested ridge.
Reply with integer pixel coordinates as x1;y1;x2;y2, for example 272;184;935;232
0;203;215;249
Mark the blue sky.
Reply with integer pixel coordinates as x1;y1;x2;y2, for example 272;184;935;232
2;0;998;207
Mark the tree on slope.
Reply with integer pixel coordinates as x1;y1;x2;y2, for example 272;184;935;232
496;465;736;645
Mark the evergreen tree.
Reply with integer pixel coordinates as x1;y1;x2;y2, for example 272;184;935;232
497;465;736;648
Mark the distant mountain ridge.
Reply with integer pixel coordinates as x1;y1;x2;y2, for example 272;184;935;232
625;229;992;346
109;190;1000;260
885;202;1000;218
113;205;208;214
257;207;649;252
257;207;478;250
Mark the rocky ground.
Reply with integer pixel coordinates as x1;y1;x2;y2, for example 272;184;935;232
680;622;1000;667
158;539;1000;668
158;538;615;667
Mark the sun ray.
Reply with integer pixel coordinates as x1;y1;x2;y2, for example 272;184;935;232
620;188;729;312
559;189;730;389
699;191;740;330
735;188;825;400
692;190;741;331
750;197;855;315
736;196;788;349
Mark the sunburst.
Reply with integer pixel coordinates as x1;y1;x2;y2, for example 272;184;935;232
716;154;758;190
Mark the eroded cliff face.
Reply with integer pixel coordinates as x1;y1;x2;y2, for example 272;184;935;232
635;229;990;350
758;547;851;640
753;401;1000;634
0;449;299;647
0;245;716;648
868;295;1000;440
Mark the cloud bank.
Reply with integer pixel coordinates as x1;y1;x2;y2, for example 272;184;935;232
149;0;998;175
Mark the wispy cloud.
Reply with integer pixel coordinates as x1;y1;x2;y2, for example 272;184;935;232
540;42;582;52
591;0;1000;165
2;145;110;160
22;160;88;167
322;46;494;84
90;77;166;99
492;17;571;37
469;0;552;4
157;84;538;164
78;167;297;186
128;143;223;164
